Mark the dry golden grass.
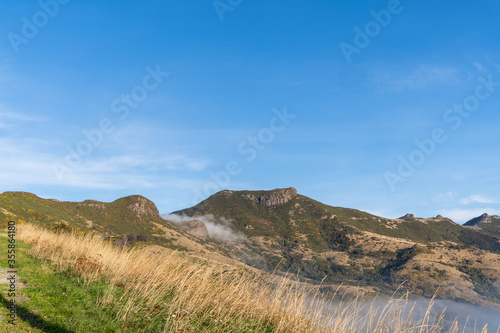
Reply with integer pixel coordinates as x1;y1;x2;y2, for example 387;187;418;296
16;223;490;333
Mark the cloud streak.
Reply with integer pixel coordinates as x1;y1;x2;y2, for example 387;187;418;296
162;213;247;243
370;65;463;92
460;194;497;205
0;106;45;129
0;136;208;192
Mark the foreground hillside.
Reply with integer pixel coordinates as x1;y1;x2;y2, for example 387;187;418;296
2;223;479;332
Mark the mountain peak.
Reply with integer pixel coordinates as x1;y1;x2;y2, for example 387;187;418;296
463;213;500;238
113;195;160;217
464;213;493;226
258;187;298;206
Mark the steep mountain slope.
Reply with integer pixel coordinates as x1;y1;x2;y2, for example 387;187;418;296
173;187;500;305
464;213;500;238
174;188;500;252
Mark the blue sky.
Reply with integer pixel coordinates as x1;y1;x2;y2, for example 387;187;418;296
1;0;500;223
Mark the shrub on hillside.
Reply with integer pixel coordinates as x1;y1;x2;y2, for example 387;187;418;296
137;234;149;242
50;222;73;234
126;232;137;243
113;233;150;246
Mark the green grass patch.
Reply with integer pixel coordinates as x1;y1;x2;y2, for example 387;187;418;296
0;232;280;332
0;232;128;332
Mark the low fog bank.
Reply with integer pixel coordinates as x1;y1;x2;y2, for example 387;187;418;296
161;213;247;243
315;297;500;332
419;299;500;332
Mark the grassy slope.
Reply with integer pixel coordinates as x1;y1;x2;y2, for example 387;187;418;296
7;223;329;333
2;225;481;333
0;191;183;249
0;232;126;332
0;229;278;333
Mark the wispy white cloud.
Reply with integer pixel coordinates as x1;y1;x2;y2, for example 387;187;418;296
78;155;210;174
53;154;210;189
0;136;209;192
370;65;463;92
0;106;45;129
460;194;497;205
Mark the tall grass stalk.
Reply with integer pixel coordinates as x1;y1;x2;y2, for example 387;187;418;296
17;223;488;332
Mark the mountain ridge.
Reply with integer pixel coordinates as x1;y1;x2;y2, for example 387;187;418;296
464;213;500;238
174;187;500;251
2;188;500;307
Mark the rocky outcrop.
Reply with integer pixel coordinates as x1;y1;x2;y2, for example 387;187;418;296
241;194;257;202
400;213;415;220
258;187;297;206
182;220;209;240
125;196;159;216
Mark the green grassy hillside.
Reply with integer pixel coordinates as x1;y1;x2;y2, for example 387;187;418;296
0;191;179;248
0;232;127;332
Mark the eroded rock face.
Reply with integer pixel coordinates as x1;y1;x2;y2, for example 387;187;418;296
241;194;257;202
258;187;298;207
182;220;209;240
127;197;159;216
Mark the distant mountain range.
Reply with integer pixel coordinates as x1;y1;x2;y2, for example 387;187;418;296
2;188;500;307
464;213;500;238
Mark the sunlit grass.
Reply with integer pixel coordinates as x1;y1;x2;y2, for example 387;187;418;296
6;222;491;332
